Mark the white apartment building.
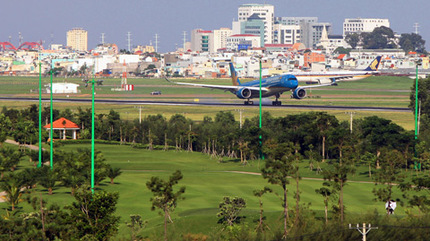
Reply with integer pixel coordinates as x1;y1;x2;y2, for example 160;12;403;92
66;28;88;52
226;34;261;51
273;24;301;44
238;4;274;44
213;28;232;52
343;18;390;36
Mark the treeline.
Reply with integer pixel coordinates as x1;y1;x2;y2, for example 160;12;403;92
2;104;430;171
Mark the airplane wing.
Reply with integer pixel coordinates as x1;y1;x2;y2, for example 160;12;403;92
299;78;338;89
165;77;270;94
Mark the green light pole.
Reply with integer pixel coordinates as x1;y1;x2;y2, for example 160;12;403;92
91;75;95;194
414;60;421;169
258;57;264;160
38;56;42;168
49;65;53;170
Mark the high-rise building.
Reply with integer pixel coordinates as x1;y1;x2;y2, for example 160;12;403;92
240;14;265;47
67;28;88;51
190;29;213;52
213;28;232;52
274;17;331;48
343;18;390;36
238;4;274;44
273;24;301;45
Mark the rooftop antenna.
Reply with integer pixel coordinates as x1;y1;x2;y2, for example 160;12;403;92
101;33;105;44
154;34;159;53
414;23;419;35
127;32;132;52
18;32;23;46
183;31;187;50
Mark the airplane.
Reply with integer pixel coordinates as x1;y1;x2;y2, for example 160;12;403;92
165;56;381;106
290;56;382;84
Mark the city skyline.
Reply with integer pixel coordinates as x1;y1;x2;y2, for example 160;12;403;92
1;0;429;52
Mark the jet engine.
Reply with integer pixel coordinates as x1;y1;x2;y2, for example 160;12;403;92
236;88;252;99
292;88;306;99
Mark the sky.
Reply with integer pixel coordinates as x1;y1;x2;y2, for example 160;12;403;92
1;0;429;52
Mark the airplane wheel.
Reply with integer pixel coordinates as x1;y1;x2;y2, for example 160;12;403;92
272;101;282;106
249;101;254;105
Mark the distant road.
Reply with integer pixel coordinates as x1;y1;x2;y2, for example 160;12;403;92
0;97;410;112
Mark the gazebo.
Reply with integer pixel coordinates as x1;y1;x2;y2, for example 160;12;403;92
44;117;80;140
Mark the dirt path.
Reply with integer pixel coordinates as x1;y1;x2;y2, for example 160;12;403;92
224;171;376;184
5;139;44;151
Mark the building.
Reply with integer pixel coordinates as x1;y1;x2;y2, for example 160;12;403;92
213;28;232;52
238;4;274;44
273;24;301;45
226;34;261;51
240;14;265;47
343;18;390;36
274;17;331;48
66;28;88;52
47;83;80;94
191;29;213;52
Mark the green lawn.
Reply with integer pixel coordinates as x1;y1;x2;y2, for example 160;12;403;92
1;143;420;239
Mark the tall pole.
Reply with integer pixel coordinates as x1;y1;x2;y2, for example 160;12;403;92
38;53;42;168
259;58;264;160
91;69;96;194
415;63;419;144
49;64;53;170
414;62;419;170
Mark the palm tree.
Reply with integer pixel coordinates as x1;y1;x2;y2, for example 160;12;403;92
106;166;122;184
38;166;57;195
0;173;25;210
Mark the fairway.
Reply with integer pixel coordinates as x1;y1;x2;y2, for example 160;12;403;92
0;143;415;238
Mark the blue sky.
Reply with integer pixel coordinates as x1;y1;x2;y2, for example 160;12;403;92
1;0;429;52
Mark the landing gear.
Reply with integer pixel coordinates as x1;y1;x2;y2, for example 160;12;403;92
272;93;282;106
244;100;254;105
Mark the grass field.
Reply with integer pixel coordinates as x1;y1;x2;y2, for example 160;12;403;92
0;142;421;239
0;75;416;132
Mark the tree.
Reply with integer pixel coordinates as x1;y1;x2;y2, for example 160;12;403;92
372;149;404;212
261;142;295;237
38;166;58;195
253;187;272;232
315;182;336;224
126;214;147;240
217;196;246;227
360;152;377;178
66;187;120;240
322;163;356;223
146;170;186;241
399;33;426;53
315;112;338;162
362;26;396;49
0;172;25;210
344;33;360;49
106;166;122;184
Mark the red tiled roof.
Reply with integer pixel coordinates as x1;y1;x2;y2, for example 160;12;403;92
44;117;80;129
337;54;346;59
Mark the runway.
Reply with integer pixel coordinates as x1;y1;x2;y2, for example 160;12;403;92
0;97;410;112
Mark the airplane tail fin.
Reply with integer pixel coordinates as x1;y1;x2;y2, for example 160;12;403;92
363;56;382;71
229;62;241;86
